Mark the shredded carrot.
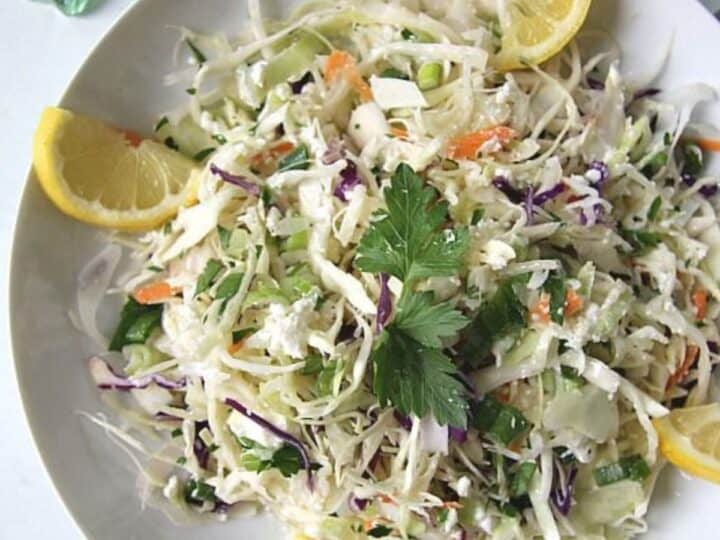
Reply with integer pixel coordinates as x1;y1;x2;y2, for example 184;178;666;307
442;501;464;509
666;344;700;391
530;293;551;325
363;520;375;532
121;129;143;148
133;281;176;304
389;125;408;139
495;384;511;403
692;288;708;321
696;138;720;153
323;50;372;102
446;126;517;159
324;50;354;83
378;494;395;504
250;140;295;167
508;437;524;453
564;289;583;317
227;340;245;355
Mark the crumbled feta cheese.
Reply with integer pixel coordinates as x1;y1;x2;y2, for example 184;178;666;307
481;239;516;270
245;296;317;359
369;76;428;110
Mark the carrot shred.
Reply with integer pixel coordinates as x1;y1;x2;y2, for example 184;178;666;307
442;501;464;509
121;129;143;148
133;281;175;304
227;340;245;355
446;126;517;159
389;125;408;139
692;288;708;321
495;384;511;403
666;344;700;391
323;50;372;102
530;294;551;325
378;494;395;504
564;289;583;317
695;138;720;153
250;140;295;167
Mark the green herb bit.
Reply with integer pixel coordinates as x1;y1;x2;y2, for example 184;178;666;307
509;461;537;497
147;265;164;273
544;271;566;324
642;151;668;177
593;454;651;486
683;143;703;175
215;272;244;300
379;67;409;80
278;144;310;172
176;456;187;465
458;278;526;366
301;354;324;375
647;195;662;221
154;116;169;132
109;298;163;351
171;428;183;438
192;147;215;162
164;137;179;151
184;479;217;503
186;87;197;96
471;208;485;225
620;228;660;254
185;38;207;64
232;327;256;343
367;525;393;538
212;133;228;145
195;259;223;297
471;395;529;446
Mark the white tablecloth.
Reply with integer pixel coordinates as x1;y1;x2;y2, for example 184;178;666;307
0;1;716;538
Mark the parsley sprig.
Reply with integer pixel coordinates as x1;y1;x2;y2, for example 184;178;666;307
355;164;470;427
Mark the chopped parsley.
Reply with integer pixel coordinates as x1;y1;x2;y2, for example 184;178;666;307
185;37;207;64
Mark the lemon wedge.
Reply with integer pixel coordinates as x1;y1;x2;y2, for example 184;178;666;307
493;0;592;71
654;403;720;484
33;107;199;231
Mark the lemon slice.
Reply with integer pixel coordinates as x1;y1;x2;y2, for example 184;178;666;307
493;0;592;72
33;107;199;231
653;403;720;484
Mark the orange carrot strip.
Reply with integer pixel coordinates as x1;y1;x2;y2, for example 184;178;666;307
564;289;583;318
692;288;708;321
250;141;295;167
378;494;395;504
133;281;175;304
324;50;372;102
442;501;464;509
324;50;354;83
227;340;245;355
696;138;720;153
530;293;551;325
389;125;408;139
447;126;517;159
666;344;700;391
121;129;143;148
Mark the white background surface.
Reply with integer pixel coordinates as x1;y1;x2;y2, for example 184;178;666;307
0;2;132;538
0;1;718;539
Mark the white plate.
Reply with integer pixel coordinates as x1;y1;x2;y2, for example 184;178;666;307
9;0;720;538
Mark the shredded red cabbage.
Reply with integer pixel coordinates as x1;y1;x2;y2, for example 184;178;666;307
682;173;696;187
290;71;314;94
449;426;468;443
333;160;364;202
587;161;609;189
376;273;392;332
348;494;369;512
532;183;566;206
550;465;578;516
224;398;313;488
633;88;661;100
193;420;211;469
321;139;345;165
492;176;523;204
88;356;186;391
210;163;260;195
586;77;605;90
394;410;412;430
708;340;719;354
700;183;719;197
524;187;535;225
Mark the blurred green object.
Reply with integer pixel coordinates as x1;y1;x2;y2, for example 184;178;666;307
53;0;100;15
